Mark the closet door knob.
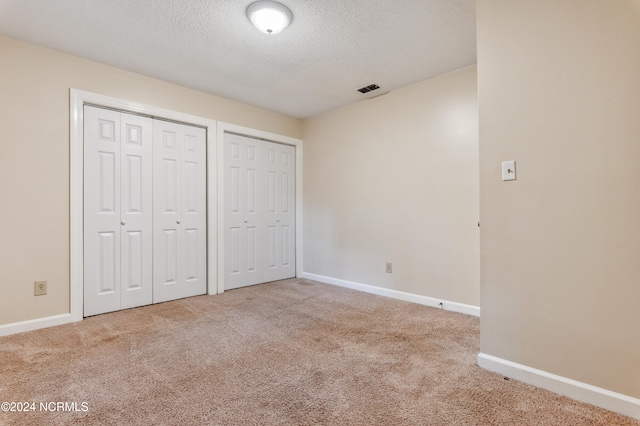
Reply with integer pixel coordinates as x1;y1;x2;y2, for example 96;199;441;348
244;219;248;223
176;220;181;224
121;220;126;226
276;219;280;223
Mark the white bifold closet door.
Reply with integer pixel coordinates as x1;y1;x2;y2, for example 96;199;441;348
152;120;207;303
84;106;206;317
224;133;295;290
84;106;153;316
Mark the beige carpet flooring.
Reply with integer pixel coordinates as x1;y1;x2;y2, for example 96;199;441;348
0;278;637;426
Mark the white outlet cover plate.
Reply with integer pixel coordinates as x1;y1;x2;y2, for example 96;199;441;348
502;160;516;181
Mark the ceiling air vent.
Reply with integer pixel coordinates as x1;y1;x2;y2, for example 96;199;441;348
357;84;380;94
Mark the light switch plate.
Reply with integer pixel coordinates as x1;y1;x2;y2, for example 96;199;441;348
502;160;516;181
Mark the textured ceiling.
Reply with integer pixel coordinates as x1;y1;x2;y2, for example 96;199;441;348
0;0;476;118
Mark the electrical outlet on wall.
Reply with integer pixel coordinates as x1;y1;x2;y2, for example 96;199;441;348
34;280;47;296
386;262;393;273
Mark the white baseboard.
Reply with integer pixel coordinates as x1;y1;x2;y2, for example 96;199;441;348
302;272;480;317
0;313;72;337
478;353;640;421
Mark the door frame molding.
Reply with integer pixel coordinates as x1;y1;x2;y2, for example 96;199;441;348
216;123;303;294
70;89;218;322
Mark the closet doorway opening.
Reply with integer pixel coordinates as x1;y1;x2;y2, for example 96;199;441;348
70;90;218;321
83;105;207;316
216;124;303;294
223;133;296;290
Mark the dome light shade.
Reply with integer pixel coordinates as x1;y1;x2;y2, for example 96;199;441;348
247;1;293;35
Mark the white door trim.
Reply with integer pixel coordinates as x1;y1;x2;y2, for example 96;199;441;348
216;122;303;294
70;89;218;322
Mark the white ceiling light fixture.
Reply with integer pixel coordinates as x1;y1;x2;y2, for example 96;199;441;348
246;1;293;35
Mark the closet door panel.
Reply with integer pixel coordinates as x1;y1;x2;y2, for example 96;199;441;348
224;134;262;289
84;106;122;316
179;126;207;298
120;114;153;310
153;122;181;302
153;120;206;303
262;141;296;283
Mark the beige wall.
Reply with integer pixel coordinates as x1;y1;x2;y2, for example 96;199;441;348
478;1;640;398
303;66;479;307
0;36;302;326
